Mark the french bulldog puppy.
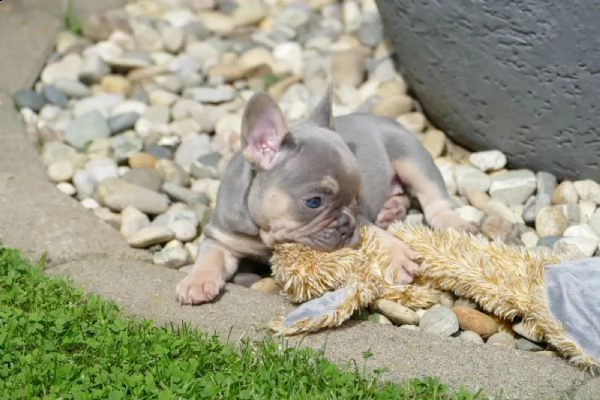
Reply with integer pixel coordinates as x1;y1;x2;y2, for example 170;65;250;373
176;86;476;305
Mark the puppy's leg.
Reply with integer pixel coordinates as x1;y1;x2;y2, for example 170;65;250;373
392;159;478;233
176;238;239;305
359;214;418;283
375;176;410;229
376;195;410;229
372;224;419;283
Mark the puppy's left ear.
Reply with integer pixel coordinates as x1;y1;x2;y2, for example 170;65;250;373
241;93;293;171
307;82;334;130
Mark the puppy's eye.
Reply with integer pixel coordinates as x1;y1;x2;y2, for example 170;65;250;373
304;196;322;209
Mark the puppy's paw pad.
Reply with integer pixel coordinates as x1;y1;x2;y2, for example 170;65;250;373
176;275;224;305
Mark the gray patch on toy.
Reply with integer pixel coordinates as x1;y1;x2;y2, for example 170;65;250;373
283;285;353;327
545;257;600;363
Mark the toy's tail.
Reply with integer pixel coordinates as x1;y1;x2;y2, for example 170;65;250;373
268;278;375;336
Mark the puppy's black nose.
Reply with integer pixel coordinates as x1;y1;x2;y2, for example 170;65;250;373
338;213;356;244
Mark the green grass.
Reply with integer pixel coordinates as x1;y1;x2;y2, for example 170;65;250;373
62;0;82;36
0;246;485;399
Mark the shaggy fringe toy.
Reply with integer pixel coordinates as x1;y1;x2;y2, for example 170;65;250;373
267;222;599;374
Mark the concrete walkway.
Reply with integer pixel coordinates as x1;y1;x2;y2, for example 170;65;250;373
0;2;595;399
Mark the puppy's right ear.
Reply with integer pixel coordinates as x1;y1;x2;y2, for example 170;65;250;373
241;93;291;171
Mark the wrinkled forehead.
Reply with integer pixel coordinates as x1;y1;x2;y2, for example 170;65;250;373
278;138;360;199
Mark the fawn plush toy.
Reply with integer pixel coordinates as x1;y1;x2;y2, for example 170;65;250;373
267;222;600;374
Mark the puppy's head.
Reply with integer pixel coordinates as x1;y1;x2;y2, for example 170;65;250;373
241;85;361;251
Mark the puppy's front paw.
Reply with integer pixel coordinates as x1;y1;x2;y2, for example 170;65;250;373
374;226;419;284
176;272;225;305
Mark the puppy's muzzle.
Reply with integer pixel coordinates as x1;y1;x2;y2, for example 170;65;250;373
337;210;359;248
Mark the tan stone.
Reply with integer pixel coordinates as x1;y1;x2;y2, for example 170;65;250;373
466;190;490;211
101;74;132;96
397;112;426;134
331;49;367;88
373;299;420;326
452;306;498;339
208;64;246;83
371;94;412;118
422;128;446;157
129;152;157;169
249;277;281;295
376;79;407;97
552;181;579;205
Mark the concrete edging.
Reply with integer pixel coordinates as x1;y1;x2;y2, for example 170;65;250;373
0;2;592;399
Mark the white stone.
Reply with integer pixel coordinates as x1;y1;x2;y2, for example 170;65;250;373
555;236;598;257
468;150;507;172
521;231;539;248
564;224;600;242
47;160;75;183
168;219;198;242
80;198;100;209
454;166;491;195
574;179;600;204
56;182;76;196
456;205;484;224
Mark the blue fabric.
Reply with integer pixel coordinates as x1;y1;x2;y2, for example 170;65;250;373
545;257;600;363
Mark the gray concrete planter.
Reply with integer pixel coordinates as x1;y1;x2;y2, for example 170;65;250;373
376;0;600;181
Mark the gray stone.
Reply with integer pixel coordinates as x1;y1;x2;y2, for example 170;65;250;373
174;134;212;171
455;167;491;195
53;78;92;98
190;152;222;179
537;235;562;249
513;322;544;343
233;272;263;288
155;159;190;187
358;22;384;47
183;86;236;103
457;330;485;345
127;225;175;248
120;206;150;238
105;51;153;69
419;305;459;336
375;0;600;181
153;247;189;269
145;144;173;160
73;94;123;118
42;85;68;108
41;141;78;166
108;112;141;135
85;157;119;184
516;338;544;352
72;169;96;199
64;110;111;149
95;178;170;215
151;205;198;228
122;168;163;192
12;89;45;112
162;182;208;205
79;53;111;84
111;134;144;163
486;332;516;349
489;170;536;206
